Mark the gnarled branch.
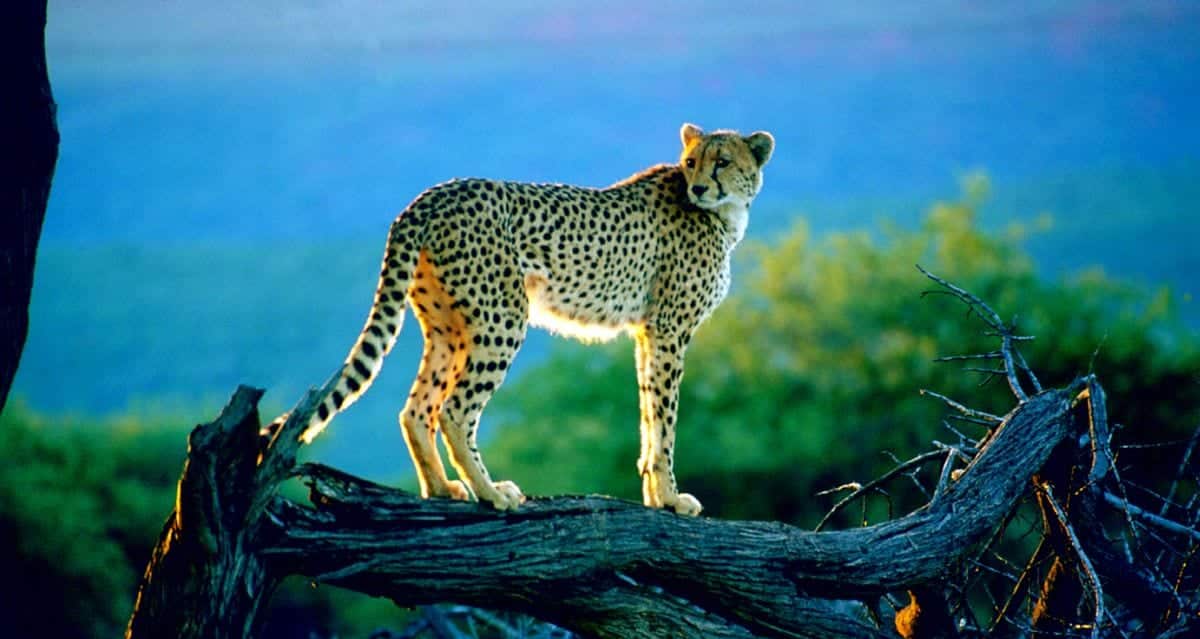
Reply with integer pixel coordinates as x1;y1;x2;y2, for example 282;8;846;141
128;378;1085;639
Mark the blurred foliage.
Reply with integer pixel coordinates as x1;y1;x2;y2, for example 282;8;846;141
487;175;1200;525
0;404;186;638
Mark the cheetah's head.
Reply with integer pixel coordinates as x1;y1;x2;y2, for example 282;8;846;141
679;123;774;211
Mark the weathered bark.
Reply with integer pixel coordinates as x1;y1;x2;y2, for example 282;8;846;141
0;0;58;412
128;377;1088;639
125;387;282;639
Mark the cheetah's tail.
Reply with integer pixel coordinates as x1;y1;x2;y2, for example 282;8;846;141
292;211;425;444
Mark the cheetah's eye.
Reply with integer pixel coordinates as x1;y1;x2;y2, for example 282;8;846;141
716;157;730;168
685;158;696;169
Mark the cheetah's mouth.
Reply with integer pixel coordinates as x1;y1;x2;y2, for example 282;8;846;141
688;191;723;209
689;191;742;211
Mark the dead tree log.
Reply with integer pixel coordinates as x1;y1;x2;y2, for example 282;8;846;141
127;373;1088;639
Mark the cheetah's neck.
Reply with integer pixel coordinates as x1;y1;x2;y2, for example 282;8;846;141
712;202;750;246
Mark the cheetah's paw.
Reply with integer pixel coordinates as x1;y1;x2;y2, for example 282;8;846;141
484;480;526;511
671;492;703;516
442;480;472;502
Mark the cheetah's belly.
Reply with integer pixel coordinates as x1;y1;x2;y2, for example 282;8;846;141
523;272;644;343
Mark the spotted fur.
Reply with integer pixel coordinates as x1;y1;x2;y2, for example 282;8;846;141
292;123;774;515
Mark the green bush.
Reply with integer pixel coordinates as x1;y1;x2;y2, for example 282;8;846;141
0;404;187;638
486;177;1200;524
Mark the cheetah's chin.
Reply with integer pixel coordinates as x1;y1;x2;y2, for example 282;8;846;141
691;195;747;211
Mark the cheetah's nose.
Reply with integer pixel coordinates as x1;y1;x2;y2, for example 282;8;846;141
691;185;708;197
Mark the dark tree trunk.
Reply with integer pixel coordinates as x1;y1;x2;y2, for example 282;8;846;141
0;0;58;412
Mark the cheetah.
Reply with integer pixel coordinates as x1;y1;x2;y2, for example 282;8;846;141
290;123;773;516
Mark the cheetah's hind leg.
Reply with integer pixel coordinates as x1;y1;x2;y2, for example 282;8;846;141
436;301;529;510
399;320;469;501
399;250;474;501
425;254;529;510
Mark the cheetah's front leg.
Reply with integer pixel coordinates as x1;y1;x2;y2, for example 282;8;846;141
634;330;702;516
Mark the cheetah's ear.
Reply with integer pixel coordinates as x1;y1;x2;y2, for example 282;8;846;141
680;122;704;147
745;131;775;168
